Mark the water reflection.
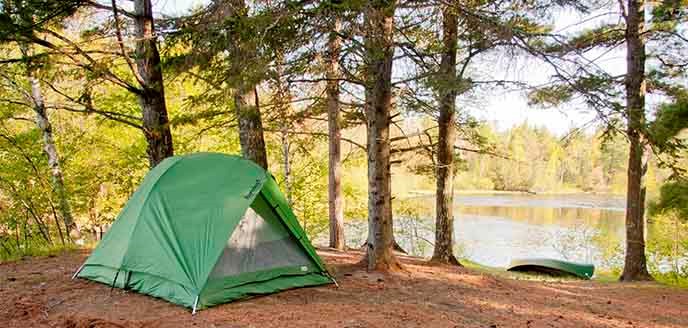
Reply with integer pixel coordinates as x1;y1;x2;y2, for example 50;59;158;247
343;194;627;269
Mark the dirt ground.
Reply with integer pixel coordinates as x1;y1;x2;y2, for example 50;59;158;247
1;249;686;328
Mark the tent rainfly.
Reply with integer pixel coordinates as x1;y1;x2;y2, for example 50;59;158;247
73;153;334;313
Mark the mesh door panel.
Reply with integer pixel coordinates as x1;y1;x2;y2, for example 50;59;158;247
209;207;312;278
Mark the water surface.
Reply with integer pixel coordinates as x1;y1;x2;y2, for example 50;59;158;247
343;193;627;269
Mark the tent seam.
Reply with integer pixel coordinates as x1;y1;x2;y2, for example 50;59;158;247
261;190;329;274
119;157;186;282
201;271;327;299
196;169;269;303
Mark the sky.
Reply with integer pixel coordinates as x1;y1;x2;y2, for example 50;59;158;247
151;0;626;136
152;0;207;16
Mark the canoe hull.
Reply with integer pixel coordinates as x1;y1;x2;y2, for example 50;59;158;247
507;258;595;279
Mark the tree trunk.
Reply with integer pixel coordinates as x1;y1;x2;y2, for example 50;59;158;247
235;87;268;169
227;0;268;170
620;0;652;282
327;15;346;250
25;56;79;240
134;0;174;167
281;128;292;205
431;6;461;266
273;53;293;203
363;0;400;271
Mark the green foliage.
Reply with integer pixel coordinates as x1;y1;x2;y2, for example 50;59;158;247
647;211;688;280
592;226;625;272
527;84;573;107
0;122;67;251
0;0;82;42
543;23;625;54
0;241;80;263
648;180;688;221
650;95;688;145
649;96;688;176
271;137;330;237
457;123;634;193
651;0;688;26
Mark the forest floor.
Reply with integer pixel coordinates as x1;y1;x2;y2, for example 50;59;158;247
1;249;686;328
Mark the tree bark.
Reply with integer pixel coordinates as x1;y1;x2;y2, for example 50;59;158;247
15;4;79;240
327;15;346;250
273;53;293;203
227;0;268;170
27;73;79;240
431;6;461;266
235;87;268;169
620;0;652;282
363;0;400;271
281;129;292;204
134;0;174;167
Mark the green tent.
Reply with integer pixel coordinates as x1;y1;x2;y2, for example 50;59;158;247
74;153;334;312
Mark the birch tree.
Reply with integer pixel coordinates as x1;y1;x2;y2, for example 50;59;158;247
1;0;176;167
1;1;79;238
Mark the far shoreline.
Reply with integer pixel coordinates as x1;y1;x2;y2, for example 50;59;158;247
405;189;626;197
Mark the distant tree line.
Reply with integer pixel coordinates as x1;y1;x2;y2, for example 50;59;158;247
451;123;652;194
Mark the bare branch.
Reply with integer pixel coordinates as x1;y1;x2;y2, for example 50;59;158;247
111;0;145;87
264;128;366;151
35;29;142;94
41;80;143;129
84;0;136;19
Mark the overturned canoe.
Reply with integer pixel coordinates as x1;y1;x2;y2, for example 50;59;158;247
507;258;595;279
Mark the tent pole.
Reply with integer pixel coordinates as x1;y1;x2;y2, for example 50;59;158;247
123;270;132;291
192;296;199;315
71;263;85;280
110;270;120;295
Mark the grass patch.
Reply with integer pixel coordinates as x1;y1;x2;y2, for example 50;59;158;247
0;243;81;263
593;268;688;288
653;273;688;288
591;270;620;283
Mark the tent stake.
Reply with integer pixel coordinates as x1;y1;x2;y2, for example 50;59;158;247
192;296;199;315
71;263;85;280
325;273;339;288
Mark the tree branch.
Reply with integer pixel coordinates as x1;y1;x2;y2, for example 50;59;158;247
84;0;137;19
34;29;143;94
264;128;366;151
111;0;145;87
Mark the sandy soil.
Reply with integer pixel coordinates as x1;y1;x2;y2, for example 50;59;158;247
0;249;686;328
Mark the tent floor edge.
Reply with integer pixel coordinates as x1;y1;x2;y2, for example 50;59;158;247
198;272;333;310
78;264;197;308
